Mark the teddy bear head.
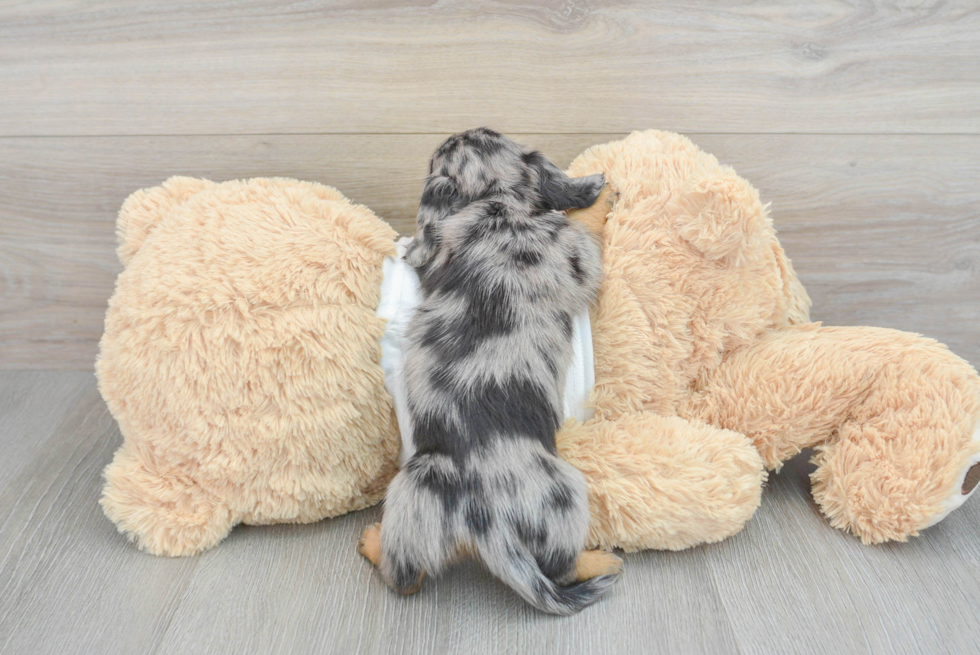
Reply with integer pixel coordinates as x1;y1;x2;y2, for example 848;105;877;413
566;131;812;420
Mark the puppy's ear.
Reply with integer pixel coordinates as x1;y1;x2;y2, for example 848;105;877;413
406;174;458;268
525;151;605;211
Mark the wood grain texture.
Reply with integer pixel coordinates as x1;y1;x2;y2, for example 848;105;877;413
1;133;977;370
0;370;91;493
0;377;200;655
1;1;979;136
1;370;979;654
706;453;980;655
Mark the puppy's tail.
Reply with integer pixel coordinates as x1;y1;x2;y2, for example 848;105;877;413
480;539;619;616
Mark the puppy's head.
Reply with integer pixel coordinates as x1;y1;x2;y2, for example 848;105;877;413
406;128;605;268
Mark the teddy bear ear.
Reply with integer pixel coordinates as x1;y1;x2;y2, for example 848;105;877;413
116;176;211;266
669;170;773;267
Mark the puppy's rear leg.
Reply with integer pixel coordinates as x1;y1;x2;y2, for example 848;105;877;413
377;460;457;596
574;549;623;582
358;521;426;594
381;533;428;596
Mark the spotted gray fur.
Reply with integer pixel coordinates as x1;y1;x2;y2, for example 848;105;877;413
377;128;619;615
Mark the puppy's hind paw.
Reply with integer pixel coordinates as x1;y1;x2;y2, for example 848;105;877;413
575;549;623;581
396;570;426;596
358;522;382;567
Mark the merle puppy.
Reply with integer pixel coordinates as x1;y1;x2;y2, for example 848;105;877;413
358;128;621;615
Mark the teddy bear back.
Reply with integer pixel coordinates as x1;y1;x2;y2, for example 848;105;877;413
97;177;401;548
567;131;811;420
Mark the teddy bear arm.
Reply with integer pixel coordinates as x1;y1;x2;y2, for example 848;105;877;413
683;324;980;543
556;412;766;552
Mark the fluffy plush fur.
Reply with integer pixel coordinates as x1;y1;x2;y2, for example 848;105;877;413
366;129;619;614
97;177;400;556
565;131;980;547
97;131;980;559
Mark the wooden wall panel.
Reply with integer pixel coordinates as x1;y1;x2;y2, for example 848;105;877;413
2;1;978;136
2;133;977;369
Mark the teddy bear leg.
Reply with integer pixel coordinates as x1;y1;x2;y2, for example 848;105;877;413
557;412;766;551
684;324;980;543
920;420;980;528
812;409;980;543
100;443;236;557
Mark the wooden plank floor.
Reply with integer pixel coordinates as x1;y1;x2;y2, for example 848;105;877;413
1;1;979;653
2;371;979;655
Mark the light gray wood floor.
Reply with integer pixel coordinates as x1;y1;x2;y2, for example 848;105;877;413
1;1;979;653
3;370;980;655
